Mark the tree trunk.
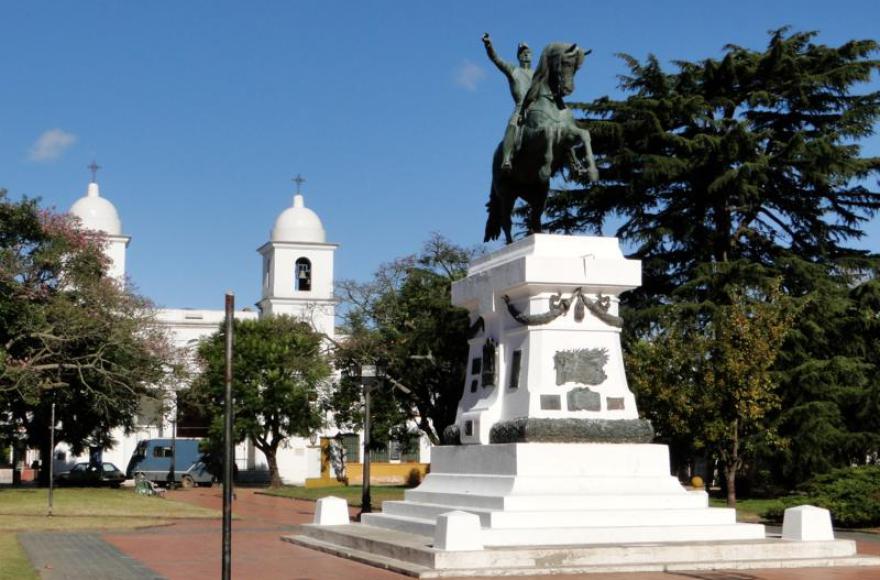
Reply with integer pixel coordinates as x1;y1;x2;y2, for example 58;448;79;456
11;444;23;487
726;419;739;507
263;446;282;488
725;464;737;507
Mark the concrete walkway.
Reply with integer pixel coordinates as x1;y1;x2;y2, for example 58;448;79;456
19;532;163;579
21;487;880;580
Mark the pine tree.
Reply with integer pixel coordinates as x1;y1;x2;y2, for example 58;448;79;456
551;29;880;488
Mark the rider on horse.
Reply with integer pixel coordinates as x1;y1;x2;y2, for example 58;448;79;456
483;40;600;245
482;33;533;173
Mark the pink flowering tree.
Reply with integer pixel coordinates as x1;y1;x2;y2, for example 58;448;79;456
0;190;181;483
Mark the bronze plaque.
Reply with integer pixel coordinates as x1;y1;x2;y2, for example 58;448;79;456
606;397;625;410
567;387;602;411
554;348;609;385
540;395;562;410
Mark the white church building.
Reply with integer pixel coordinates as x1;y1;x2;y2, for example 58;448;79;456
54;172;429;485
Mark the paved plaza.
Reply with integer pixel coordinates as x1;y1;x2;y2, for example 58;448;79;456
15;488;880;579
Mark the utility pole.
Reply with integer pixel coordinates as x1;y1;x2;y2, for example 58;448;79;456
48;401;56;516
361;383;372;516
222;292;234;580
169;393;177;490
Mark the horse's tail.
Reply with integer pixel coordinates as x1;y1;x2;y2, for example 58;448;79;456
484;184;502;243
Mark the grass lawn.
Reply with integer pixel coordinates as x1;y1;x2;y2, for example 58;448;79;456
709;497;784;523
0;488;216;522
261;484;408;509
0;487;219;580
0;532;36;580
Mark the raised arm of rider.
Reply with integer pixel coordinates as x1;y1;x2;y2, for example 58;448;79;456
482;34;513;77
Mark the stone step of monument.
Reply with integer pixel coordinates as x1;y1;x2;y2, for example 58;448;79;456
361;510;763;546
382;501;494;525
489;507;737;528
403;490;507;510
286;525;880;577
381;500;736;529
420;473;685;495
482;522;767;547
360;512;437;537
290;523;434;568
404;489;709;511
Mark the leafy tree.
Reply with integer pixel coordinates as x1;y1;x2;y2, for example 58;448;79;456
544;29;880;486
329;235;476;445
628;278;797;506
772;267;880;485
0;190;176;483
554;29;879;291
193;316;331;488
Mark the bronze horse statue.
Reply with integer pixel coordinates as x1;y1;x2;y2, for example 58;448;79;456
484;43;599;244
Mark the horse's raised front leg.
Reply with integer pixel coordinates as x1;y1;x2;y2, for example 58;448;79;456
577;127;599;182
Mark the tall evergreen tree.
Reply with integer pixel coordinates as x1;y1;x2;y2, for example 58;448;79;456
547;29;880;486
553;29;879;294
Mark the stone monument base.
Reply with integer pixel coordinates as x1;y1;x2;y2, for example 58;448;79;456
359;443;763;546
284;527;879;578
287;442;880;576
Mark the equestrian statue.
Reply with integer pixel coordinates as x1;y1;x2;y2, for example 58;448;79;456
482;35;599;244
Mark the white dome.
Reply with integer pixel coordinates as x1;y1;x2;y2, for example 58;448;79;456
69;182;122;235
271;194;326;243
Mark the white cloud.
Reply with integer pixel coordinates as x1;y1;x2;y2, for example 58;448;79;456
454;60;485;91
28;128;77;162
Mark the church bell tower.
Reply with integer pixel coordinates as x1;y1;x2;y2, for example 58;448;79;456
68;162;130;285
256;179;337;339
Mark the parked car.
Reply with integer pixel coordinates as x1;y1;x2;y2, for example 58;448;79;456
126;438;214;488
56;462;126;488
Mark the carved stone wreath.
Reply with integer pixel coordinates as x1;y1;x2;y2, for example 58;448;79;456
503;287;622;328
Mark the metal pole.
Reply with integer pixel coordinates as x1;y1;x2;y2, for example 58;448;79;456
48;402;55;516
169;394;177;490
361;385;372;516
222;292;234;580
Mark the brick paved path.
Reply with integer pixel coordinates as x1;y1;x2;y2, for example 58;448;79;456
20;487;880;580
103;488;405;580
107;488;880;580
19;531;163;579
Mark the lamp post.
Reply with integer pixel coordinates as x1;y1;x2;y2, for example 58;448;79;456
168;392;178;490
358;363;385;518
47;401;56;516
222;292;234;580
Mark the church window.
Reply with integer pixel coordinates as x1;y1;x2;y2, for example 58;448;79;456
295;258;312;291
264;256;271;289
341;433;360;463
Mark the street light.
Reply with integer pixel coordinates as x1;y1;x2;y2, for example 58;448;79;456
358;362;386;518
48;401;56;516
167;391;178;490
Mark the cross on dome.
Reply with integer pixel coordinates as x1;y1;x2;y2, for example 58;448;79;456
292;174;306;195
88;160;101;183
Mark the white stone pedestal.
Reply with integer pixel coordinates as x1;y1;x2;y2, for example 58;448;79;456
360;235;762;547
783;505;835;541
361;443;764;547
313;496;350;526
448;234;647;445
290;235;880;575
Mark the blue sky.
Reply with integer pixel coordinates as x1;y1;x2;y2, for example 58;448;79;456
2;1;878;310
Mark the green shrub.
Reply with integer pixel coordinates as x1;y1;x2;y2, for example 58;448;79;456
762;465;880;528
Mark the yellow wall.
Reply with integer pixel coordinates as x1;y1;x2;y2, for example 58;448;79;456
305;462;428;488
346;462;428;485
